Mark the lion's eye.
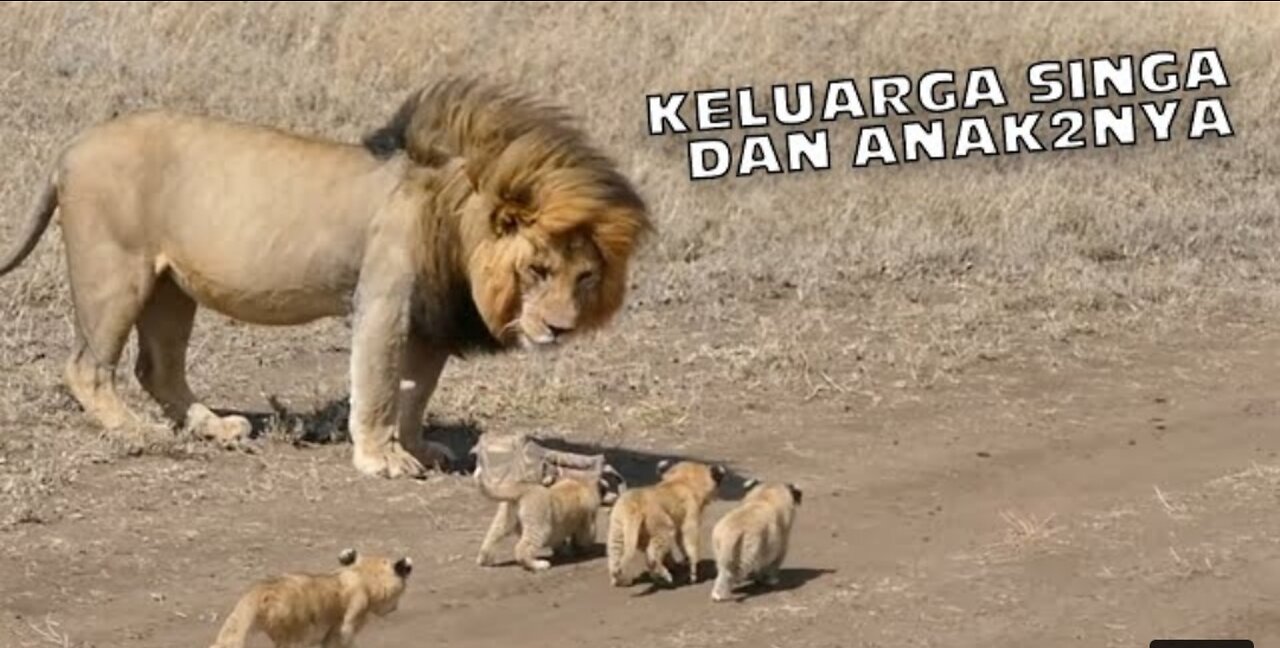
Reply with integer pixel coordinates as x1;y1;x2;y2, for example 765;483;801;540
576;270;598;286
529;264;551;281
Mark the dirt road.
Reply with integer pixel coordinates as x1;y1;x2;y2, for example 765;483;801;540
3;314;1278;648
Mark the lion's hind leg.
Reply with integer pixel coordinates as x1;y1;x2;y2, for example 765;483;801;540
513;491;555;571
60;227;155;436
134;274;251;449
514;526;552;572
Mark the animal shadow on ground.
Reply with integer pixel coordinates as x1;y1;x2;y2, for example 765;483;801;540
633;563;835;599
531;433;751;502
215;396;482;475
484;543;608;570
630;559;722;597
214;397;749;493
725;567;837;602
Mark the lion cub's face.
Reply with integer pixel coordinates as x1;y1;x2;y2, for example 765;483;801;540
338;548;414;616
509;230;605;349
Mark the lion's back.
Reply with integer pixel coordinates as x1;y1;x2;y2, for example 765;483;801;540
60;109;376;185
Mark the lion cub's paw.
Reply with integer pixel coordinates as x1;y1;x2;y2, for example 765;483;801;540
214;416;254;450
415;441;456;472
651;566;674;586
185;407;254;451
524;559;552;572
476;551;498;567
353;443;426;480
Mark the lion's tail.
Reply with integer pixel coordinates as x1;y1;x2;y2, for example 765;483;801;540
0;173;58;278
208;592;259;648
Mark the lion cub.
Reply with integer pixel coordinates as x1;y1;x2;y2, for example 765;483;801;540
710;479;803;602
606;459;726;587
209;548;412;648
476;467;624;571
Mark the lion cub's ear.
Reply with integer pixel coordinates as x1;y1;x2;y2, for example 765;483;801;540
787;483;803;505
711;464;727;484
540;464;562;487
598;477;619;505
338;548;358;566
655;459;673;476
742;478;760;492
394;557;413;578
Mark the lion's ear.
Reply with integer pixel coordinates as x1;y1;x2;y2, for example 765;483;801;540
338;548;358;566
491;205;520;237
491;201;538;237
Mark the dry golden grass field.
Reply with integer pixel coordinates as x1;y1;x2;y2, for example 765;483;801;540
2;2;1279;647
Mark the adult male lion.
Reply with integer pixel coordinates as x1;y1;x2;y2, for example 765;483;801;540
0;77;651;479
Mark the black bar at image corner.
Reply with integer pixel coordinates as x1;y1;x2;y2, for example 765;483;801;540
1150;641;1254;648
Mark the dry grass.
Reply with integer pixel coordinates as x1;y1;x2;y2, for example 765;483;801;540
0;2;1277;513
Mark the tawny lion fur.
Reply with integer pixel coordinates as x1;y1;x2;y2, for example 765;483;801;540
475;467;622;572
606;460;726;587
0;76;651;479
209;548;412;648
709;480;803;602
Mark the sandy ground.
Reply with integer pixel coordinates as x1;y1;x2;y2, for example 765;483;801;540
3;308;1278;648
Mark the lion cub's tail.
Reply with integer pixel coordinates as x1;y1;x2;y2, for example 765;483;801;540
0;175;58;277
606;499;642;583
208;591;259;648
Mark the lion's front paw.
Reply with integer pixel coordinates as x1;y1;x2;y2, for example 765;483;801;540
353;443;427;479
